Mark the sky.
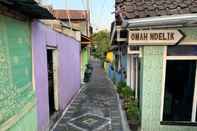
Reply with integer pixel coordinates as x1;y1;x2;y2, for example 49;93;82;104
47;0;114;32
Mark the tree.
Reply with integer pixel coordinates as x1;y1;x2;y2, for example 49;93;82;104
92;30;110;59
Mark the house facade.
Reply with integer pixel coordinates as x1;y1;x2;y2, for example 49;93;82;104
53;10;92;83
0;1;82;131
0;1;53;131
32;21;81;131
114;0;197;131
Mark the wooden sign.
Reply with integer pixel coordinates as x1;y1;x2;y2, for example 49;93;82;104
129;30;184;45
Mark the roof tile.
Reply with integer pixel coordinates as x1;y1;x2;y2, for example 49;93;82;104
116;0;197;19
53;10;88;21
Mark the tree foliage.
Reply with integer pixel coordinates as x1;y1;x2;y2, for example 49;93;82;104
92;30;110;58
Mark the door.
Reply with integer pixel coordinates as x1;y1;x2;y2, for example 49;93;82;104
47;48;59;117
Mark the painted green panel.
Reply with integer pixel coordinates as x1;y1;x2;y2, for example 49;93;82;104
81;47;89;73
180;27;197;43
0;14;36;130
8;106;37;131
140;46;197;131
83;48;89;65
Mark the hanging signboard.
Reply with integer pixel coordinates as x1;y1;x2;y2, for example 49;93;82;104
128;30;184;45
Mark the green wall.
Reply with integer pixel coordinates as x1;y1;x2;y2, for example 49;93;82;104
8;106;37;131
81;47;89;73
140;46;197;131
0;15;37;130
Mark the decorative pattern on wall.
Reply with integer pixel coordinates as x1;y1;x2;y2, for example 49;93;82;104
0;15;35;127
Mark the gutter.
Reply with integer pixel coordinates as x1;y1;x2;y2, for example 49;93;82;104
122;13;197;28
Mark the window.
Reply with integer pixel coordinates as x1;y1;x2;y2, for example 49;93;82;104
167;46;197;56
163;61;196;121
161;46;197;124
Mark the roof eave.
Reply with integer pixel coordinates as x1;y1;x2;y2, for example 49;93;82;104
0;0;54;19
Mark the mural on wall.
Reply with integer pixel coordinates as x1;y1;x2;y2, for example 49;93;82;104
0;15;35;129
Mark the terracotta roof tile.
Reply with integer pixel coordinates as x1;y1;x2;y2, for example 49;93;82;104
53;10;88;21
116;0;197;19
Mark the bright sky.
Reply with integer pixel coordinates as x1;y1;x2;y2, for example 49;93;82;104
48;0;114;32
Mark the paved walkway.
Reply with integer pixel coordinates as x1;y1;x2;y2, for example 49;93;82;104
53;59;123;131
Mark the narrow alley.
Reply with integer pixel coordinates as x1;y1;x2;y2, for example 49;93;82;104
2;1;197;131
53;59;123;131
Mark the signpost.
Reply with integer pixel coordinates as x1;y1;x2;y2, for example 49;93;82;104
128;30;184;45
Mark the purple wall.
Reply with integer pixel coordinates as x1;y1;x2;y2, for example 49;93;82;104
32;21;81;131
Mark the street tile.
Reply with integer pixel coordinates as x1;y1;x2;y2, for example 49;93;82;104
53;59;123;131
67;113;110;131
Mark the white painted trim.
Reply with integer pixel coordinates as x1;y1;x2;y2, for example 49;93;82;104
47;46;57;50
160;46;167;121
161;46;197;122
117;29;127;42
47;47;60;111
127;55;131;88
192;63;197;122
179;42;197;45
131;55;134;90
128;51;140;55
67;113;111;131
127;46;141;55
139;47;142;58
52;49;59;111
135;57;139;100
167;56;197;60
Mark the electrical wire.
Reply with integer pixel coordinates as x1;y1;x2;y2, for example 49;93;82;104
81;0;86;10
65;0;72;30
97;0;108;30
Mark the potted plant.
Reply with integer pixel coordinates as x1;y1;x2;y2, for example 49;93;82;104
126;100;140;131
116;81;127;98
116;81;140;131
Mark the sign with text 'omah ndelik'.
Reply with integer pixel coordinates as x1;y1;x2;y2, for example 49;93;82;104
129;30;184;45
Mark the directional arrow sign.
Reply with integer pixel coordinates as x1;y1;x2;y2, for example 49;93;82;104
128;30;184;45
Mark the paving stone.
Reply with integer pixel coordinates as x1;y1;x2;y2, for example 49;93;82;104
53;59;123;131
54;126;67;131
67;113;110;131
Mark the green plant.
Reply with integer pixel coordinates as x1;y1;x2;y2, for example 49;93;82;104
116;81;126;94
112;76;116;84
92;30;110;58
127;100;140;123
122;87;133;99
117;81;127;88
116;82;140;130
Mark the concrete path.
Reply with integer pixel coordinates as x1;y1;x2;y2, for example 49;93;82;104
53;59;123;131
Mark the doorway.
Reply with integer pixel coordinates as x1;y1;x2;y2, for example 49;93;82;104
47;48;59;117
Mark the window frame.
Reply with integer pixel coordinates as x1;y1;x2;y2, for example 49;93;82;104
160;46;197;125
